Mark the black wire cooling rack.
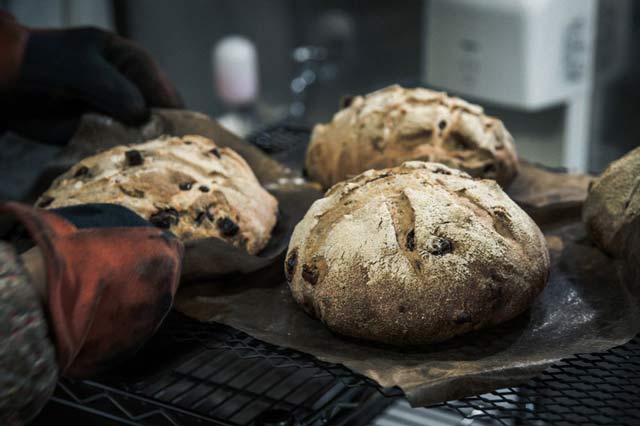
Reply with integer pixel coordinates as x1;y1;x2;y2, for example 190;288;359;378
35;125;640;426
45;312;402;426
435;336;640;425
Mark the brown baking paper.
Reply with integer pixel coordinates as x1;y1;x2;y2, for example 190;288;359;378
36;111;640;407
174;155;640;408
29;109;322;281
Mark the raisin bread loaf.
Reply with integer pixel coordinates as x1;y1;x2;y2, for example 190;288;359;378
36;135;278;255
286;161;549;345
583;146;640;257
305;85;518;189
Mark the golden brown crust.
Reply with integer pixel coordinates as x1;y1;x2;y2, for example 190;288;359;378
583;146;640;257
286;161;549;346
36;135;278;255
305;85;518;189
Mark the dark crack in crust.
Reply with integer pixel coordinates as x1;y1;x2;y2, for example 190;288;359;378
149;208;180;229
302;264;319;285
74;166;90;178
37;196;54;208
285;249;298;283
405;230;416;251
119;185;145;198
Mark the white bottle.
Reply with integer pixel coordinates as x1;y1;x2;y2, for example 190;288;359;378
212;36;260;136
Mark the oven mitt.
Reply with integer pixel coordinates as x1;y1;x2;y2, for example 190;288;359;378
0;12;183;145
0;201;183;377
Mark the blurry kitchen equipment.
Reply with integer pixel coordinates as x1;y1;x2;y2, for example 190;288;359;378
213;36;260;108
589;0;634;170
212;36;262;136
288;9;356;121
289;45;328;119
212;35;292;136
424;0;628;173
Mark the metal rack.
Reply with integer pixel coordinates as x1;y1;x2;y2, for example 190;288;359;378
42;310;640;426
434;336;640;425
46;312;402;426
35;125;640;426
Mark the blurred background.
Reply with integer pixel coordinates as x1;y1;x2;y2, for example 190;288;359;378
1;0;639;198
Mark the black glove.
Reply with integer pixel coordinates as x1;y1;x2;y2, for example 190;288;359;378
51;203;155;229
0;25;183;145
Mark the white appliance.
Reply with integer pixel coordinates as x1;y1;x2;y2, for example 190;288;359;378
424;0;598;172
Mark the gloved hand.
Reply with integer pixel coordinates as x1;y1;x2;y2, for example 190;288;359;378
0;12;183;145
0;202;183;377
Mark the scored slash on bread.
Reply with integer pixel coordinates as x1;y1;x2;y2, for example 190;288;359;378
36;135;278;255
286;161;549;346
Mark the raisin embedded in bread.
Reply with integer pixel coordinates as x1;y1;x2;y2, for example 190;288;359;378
286;161;549;346
305;85;518;189
583;146;640;258
36;135;278;255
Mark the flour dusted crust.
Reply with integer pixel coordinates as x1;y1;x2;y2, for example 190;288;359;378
583;146;640;257
286;161;549;345
36;135;278;255
305;85;518;189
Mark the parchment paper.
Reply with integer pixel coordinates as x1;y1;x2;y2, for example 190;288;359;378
173;138;640;407
37;111;640;408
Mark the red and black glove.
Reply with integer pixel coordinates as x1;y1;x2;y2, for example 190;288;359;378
0;11;183;145
0;202;183;377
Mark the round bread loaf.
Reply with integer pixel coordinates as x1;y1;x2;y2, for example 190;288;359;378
36;135;278;255
305;85;518;189
286;161;549;345
583;146;640;257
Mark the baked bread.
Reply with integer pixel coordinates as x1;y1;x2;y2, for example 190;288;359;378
305;85;518;189
583;146;640;257
36;135;278;255
286;161;549;345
